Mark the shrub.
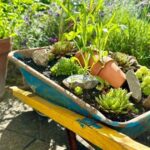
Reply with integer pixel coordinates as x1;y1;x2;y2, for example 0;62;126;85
50;57;85;76
106;8;150;66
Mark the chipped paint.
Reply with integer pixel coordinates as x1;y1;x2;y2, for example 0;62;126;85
77;118;102;129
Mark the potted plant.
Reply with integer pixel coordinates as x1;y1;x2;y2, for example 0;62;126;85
68;1;126;88
0;2;22;98
0;38;11;98
0;12;11;98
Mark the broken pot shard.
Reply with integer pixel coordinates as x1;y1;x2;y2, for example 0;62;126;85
126;70;142;102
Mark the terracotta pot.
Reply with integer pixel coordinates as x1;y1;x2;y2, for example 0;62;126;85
75;51;126;88
75;51;88;67
0;38;11;98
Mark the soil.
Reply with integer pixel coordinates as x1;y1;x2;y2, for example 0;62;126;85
19;57;147;122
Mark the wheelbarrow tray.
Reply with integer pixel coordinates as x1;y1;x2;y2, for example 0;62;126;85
8;48;150;138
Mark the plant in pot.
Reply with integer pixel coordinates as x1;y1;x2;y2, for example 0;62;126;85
0;19;11;98
0;2;22;98
71;2;126;88
89;20;126;88
62;0;104;73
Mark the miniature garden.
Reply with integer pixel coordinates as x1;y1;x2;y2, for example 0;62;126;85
1;0;150;124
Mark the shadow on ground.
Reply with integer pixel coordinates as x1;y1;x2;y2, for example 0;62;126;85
0;111;91;150
0;92;92;150
0;111;70;150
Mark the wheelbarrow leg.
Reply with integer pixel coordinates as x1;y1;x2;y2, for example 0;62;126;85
66;129;78;150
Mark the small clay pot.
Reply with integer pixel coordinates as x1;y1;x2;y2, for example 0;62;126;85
75;51;126;88
75;51;100;67
0;38;11;98
75;51;88;67
91;57;126;88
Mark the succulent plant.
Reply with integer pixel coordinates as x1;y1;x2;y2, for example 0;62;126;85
96;77;110;91
135;66;150;81
50;57;85;76
135;66;150;96
111;52;139;72
74;86;83;95
112;52;128;65
141;76;150;96
95;88;136;114
50;41;76;55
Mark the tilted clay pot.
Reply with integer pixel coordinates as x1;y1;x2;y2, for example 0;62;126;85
0;38;11;98
75;51;126;88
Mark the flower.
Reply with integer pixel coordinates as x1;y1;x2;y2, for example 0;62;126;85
21;39;28;48
24;15;30;25
47;9;53;15
48;37;58;43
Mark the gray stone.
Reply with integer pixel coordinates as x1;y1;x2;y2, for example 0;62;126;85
142;96;150;109
0;130;33;150
6;111;40;138
126;70;142;102
63;75;99;89
26;140;51;150
38;119;68;143
32;49;54;67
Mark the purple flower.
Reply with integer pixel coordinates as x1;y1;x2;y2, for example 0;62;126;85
55;13;60;17
34;13;43;18
99;11;105;18
24;15;30;25
48;37;58;43
48;9;53;15
21;39;28;48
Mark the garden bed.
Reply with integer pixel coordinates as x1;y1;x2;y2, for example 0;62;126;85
9;48;150;138
21;57;147;122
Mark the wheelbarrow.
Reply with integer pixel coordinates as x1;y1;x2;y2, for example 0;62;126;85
8;48;150;139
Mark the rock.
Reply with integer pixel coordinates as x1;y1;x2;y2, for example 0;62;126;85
143;96;150;109
126;70;142;102
32;49;54;67
128;56;138;66
111;52;140;72
63;75;99;89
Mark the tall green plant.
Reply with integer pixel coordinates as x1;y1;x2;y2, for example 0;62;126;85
106;8;150;66
57;0;105;70
93;13;119;61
